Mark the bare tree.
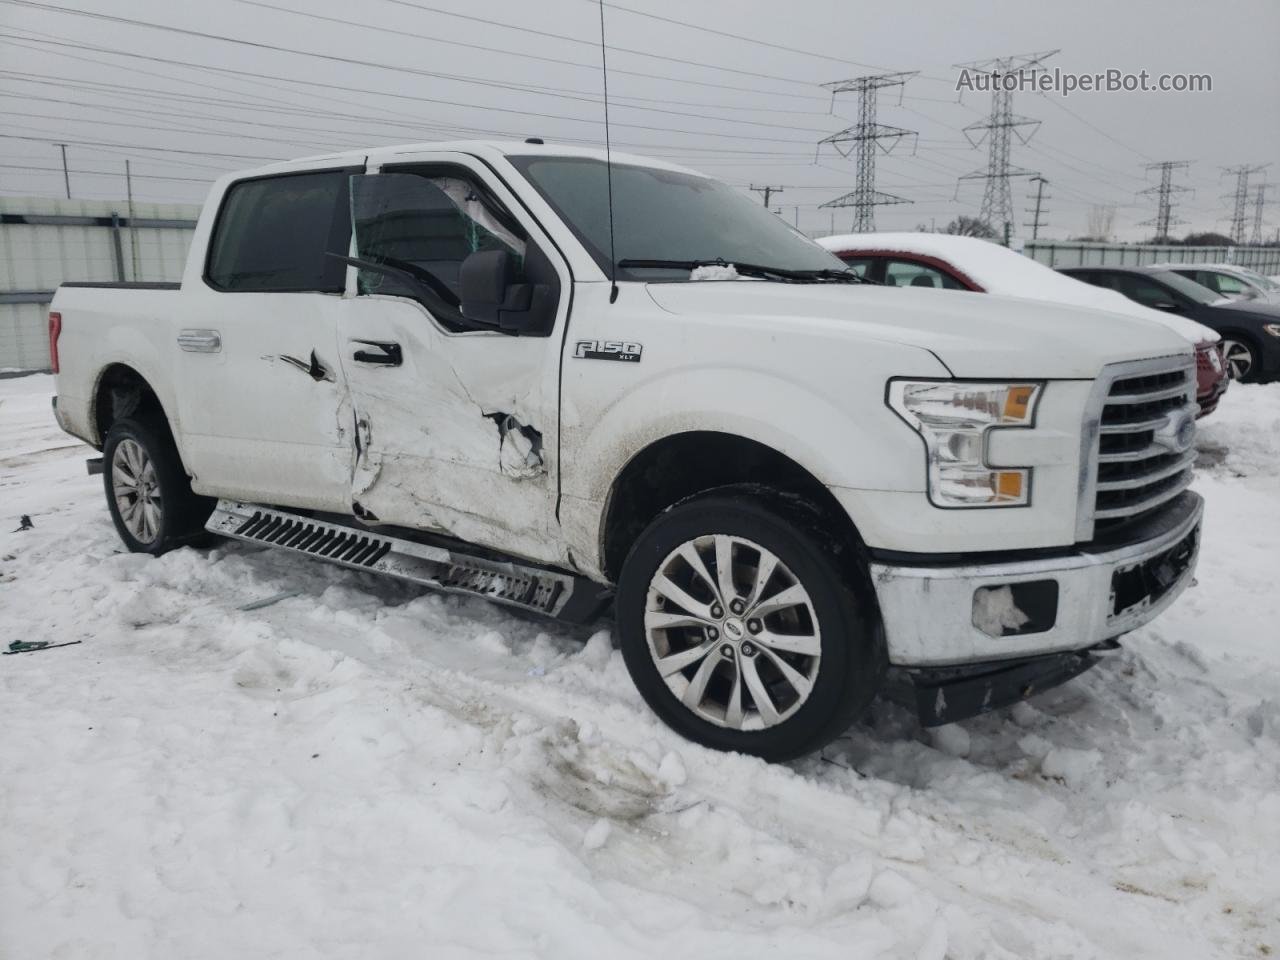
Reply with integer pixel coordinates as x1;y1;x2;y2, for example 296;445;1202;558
1086;205;1116;241
943;216;997;238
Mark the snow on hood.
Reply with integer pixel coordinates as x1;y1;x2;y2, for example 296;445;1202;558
816;233;1219;345
645;281;1192;380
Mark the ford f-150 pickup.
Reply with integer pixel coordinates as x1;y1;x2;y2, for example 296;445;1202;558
49;141;1204;760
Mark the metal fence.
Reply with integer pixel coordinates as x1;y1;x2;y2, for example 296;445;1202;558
0;196;199;371
1023;240;1280;274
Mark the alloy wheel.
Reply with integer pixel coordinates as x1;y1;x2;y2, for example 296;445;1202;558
112;438;162;544
644;534;821;731
1220;339;1254;380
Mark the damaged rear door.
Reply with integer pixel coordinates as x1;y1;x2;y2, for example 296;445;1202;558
334;156;570;565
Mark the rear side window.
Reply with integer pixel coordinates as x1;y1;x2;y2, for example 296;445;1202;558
884;259;965;289
206;170;352;292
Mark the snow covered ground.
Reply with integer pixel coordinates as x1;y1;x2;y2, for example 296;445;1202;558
2;372;1278;960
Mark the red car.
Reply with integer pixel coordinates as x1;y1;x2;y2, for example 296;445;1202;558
818;233;1230;418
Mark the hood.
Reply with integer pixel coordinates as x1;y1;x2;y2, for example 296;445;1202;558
645;282;1192;379
1212;297;1280;322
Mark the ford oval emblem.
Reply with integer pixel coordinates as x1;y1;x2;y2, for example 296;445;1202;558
1153;409;1196;454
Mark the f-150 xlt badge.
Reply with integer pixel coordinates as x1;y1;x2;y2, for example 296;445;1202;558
574;340;642;362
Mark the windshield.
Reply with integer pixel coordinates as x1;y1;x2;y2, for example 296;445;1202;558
1149;270;1226;305
1236;268;1279;290
508;155;845;281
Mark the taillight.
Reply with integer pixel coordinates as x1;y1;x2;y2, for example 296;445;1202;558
48;311;62;373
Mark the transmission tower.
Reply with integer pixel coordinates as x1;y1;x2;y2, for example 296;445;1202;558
1024;176;1050;239
955;50;1058;236
816;71;918;232
1222;164;1270;244
1250;183;1269;245
1138;161;1192;240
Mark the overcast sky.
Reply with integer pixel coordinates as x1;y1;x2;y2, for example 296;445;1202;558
0;0;1276;241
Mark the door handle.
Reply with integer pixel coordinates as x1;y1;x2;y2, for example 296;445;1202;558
178;329;221;353
351;340;402;366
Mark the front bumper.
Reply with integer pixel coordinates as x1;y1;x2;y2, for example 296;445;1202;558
870;491;1203;666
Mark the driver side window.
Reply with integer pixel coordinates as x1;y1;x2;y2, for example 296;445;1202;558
351;171;527;305
347;167;559;336
1114;275;1175;307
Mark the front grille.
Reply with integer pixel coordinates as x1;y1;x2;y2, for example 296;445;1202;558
1089;360;1197;535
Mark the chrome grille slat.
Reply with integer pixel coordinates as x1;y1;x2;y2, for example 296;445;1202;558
1079;356;1197;536
1095;450;1197;490
1104;382;1194;404
1094;471;1194;519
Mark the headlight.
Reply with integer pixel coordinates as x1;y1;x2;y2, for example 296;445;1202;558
888;380;1042;508
1264;323;1280;338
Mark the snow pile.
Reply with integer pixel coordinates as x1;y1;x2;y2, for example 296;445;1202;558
3;374;1280;958
689;263;738;281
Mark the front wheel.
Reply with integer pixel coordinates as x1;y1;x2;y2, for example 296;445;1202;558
1220;337;1257;382
103;417;214;554
615;492;883;762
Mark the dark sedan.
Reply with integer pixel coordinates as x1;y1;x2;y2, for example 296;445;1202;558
1059;266;1280;382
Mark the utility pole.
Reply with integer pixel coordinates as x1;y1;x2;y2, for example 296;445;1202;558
125;159;140;280
1250;183;1269;245
749;184;784;208
1024;175;1050;239
816;71;918;233
955;50;1058;236
1222;164;1269;244
1138;161;1192;240
57;143;70;199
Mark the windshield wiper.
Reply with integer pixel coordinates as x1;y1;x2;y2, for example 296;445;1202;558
618;258;806;282
791;267;878;285
617;258;874;284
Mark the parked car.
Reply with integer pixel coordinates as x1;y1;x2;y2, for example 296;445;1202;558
1059;265;1280;382
817;233;1229;417
1151;263;1280;304
49;142;1204;761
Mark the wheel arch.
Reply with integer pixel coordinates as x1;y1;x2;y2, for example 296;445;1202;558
91;362;180;452
599;430;870;584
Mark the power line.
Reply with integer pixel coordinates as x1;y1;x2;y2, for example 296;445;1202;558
1;0;832;105
0;28;830;147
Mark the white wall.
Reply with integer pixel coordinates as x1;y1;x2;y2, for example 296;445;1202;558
0;196;199;370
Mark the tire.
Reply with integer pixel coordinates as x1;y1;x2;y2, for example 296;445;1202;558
102;416;215;555
1220;336;1259;382
615;491;884;762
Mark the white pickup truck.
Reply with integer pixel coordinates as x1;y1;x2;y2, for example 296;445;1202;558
50;141;1204;760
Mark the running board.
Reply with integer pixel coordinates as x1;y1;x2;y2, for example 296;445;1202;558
206;501;608;622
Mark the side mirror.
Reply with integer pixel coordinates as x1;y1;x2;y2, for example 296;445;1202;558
459;249;553;335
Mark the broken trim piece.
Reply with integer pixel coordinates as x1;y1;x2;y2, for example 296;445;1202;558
207;500;604;621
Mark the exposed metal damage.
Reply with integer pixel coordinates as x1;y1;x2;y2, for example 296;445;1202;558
267;350;334;382
488;412;545;479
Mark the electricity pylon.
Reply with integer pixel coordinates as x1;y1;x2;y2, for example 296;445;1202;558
955;50;1058;237
1138;161;1193;240
1222;164;1269;244
816;71;918;232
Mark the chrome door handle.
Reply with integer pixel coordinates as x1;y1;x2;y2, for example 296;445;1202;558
178;329;221;353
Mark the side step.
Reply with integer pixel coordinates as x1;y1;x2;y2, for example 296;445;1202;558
206;501;609;623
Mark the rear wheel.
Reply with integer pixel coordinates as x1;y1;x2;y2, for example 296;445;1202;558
615;492;883;761
1220;337;1257;381
103;417;214;554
